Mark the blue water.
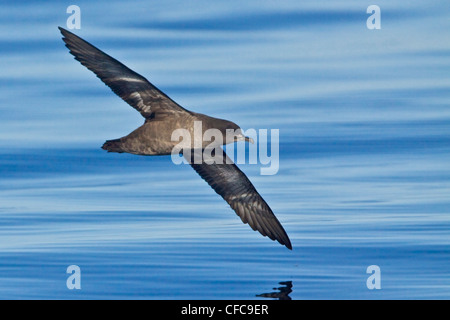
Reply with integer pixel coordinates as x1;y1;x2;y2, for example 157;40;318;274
0;0;449;299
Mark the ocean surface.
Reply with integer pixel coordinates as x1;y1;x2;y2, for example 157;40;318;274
0;0;449;299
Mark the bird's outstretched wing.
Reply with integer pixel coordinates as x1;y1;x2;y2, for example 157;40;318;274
185;148;292;249
59;27;188;119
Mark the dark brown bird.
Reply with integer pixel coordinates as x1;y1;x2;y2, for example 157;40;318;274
59;27;291;249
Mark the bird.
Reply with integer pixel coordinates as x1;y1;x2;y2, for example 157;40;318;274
59;27;292;250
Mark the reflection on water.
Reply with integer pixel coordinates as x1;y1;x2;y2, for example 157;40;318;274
0;0;449;299
257;281;293;300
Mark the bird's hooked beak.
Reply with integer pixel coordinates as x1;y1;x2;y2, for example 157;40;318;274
245;136;255;144
237;133;254;144
234;129;254;144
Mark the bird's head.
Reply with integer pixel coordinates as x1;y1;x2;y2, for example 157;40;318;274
223;121;254;145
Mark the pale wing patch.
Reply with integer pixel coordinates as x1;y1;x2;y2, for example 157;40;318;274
128;92;150;113
229;193;249;200
111;76;146;83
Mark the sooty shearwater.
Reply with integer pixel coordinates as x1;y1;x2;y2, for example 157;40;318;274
59;27;291;250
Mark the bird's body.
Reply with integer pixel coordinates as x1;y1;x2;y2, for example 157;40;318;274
103;112;238;155
59;27;292;250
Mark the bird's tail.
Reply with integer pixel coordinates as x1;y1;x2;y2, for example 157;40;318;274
102;139;124;153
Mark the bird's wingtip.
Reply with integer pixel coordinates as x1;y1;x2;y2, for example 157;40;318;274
58;26;72;38
281;237;292;250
